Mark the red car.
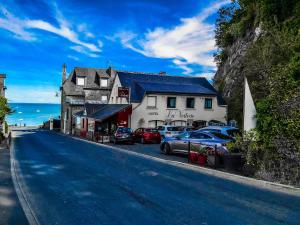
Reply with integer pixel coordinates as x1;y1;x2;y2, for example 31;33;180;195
133;128;161;144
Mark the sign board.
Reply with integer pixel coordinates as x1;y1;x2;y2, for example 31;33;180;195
118;87;130;98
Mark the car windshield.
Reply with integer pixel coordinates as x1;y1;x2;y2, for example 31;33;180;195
211;132;232;140
167;127;180;131
117;127;132;133
145;128;158;133
226;129;241;137
157;126;165;131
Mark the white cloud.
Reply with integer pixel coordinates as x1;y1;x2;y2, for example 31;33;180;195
70;45;100;58
0;6;35;41
77;23;95;38
67;55;79;61
0;4;102;56
115;0;230;75
7;85;60;103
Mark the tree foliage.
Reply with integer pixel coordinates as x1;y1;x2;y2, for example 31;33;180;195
0;96;12;122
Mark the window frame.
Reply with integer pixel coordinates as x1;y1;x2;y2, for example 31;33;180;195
100;78;108;88
204;98;213;109
101;95;108;103
186;97;195;108
167;97;176;108
76;77;85;86
147;96;157;108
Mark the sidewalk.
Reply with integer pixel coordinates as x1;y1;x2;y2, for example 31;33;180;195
0;143;29;225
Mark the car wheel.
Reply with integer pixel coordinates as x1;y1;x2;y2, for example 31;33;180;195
162;143;171;155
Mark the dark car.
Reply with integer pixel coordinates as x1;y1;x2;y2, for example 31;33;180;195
110;127;134;144
133;128;161;144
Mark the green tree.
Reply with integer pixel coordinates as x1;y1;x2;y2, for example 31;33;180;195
0;96;13;122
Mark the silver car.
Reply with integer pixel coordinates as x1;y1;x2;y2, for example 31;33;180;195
160;131;231;155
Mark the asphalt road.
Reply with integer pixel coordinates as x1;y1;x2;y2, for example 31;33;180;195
11;129;300;225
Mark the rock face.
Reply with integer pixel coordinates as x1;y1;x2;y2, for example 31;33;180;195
214;27;260;128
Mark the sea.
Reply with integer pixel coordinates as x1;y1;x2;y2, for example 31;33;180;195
7;103;61;126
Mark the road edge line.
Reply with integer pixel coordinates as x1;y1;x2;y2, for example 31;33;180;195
56;132;300;196
10;131;40;225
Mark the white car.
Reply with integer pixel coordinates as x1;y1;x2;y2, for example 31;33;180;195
156;125;182;139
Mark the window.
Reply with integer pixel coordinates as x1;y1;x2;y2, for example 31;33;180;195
101;95;108;103
186;98;195;108
100;79;108;87
189;132;212;139
147;96;157;108
77;77;85;86
204;98;212;109
167;97;176;108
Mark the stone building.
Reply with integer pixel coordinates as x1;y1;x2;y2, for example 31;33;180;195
60;65;116;134
0;74;6;97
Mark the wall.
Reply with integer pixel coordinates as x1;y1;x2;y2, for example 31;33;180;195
130;94;227;130
109;75;227;130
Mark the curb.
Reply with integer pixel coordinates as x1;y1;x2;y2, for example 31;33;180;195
58;131;300;197
10;131;40;225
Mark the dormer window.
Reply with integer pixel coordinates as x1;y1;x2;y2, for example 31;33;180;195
77;77;85;86
100;78;108;87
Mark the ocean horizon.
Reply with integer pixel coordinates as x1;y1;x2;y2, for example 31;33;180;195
7;103;61;126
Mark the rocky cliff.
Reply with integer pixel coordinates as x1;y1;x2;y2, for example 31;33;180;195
213;26;262;128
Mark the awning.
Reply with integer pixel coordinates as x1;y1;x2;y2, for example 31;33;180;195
77;104;131;122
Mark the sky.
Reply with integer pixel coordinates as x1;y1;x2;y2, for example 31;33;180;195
0;0;230;103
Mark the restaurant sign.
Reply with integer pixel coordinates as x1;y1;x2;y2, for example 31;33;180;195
118;87;130;98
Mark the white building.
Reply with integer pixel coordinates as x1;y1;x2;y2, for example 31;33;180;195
109;71;227;130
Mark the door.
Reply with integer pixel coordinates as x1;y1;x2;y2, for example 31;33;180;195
172;132;190;153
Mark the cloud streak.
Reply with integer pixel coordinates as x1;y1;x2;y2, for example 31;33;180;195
115;0;230;75
0;4;102;56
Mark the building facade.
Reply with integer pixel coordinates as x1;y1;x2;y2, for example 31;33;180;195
108;71;227;130
60;65;116;134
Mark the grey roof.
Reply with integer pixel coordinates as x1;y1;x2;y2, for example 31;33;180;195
63;67;112;96
76;104;131;121
117;71;226;105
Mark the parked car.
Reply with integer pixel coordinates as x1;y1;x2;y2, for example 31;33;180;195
110;127;134;144
133;128;161;144
156;125;182;139
160;131;232;155
198;126;241;139
178;126;196;132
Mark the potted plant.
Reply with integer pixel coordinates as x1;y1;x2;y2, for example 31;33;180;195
188;144;200;163
191;144;207;166
223;140;243;172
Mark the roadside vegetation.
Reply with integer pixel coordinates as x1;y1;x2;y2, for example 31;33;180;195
0;96;13;141
214;0;300;186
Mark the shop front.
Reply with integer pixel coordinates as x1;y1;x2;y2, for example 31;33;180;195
75;104;132;142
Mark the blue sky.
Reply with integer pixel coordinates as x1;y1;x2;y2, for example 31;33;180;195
0;0;229;103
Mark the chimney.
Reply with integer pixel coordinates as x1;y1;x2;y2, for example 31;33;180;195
159;71;166;76
62;63;66;83
106;66;115;77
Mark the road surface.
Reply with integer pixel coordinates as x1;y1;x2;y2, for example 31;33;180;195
11;129;300;225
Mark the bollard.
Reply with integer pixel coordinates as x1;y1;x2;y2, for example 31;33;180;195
188;141;191;163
